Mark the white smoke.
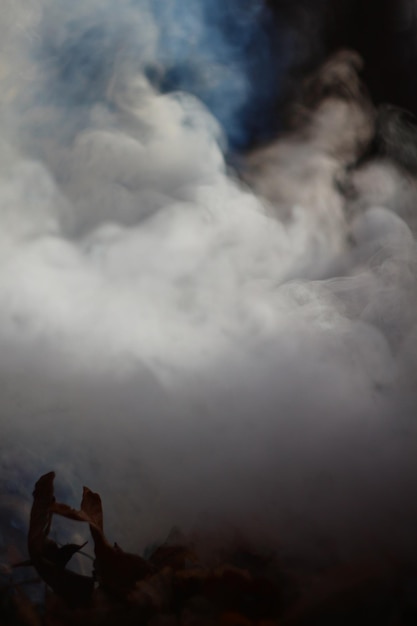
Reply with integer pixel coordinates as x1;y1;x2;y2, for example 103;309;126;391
1;2;417;564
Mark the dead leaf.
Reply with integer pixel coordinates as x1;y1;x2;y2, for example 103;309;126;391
52;482;153;597
81;487;103;531
27;472;94;607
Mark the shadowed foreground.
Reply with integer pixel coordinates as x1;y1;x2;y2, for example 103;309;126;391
1;472;417;626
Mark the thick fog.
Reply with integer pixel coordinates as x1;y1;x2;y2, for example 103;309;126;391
1;1;417;564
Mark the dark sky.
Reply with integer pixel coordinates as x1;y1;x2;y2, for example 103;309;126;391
268;0;417;118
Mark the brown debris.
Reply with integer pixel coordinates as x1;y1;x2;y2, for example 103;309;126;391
27;472;94;607
1;471;415;626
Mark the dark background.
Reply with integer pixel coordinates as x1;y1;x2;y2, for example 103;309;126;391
268;0;417;121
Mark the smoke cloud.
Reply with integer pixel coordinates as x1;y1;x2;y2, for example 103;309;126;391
1;0;417;568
